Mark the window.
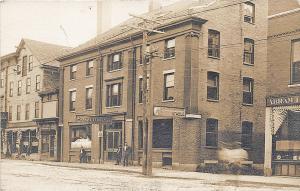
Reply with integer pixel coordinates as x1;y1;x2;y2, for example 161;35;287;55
69;90;76;111
206;118;218;147
243;77;254;105
36;75;41;91
25;103;30;120
145;45;150;63
70;65;77;80
8;106;12;121
244;2;255;23
108;53;122;71
16;65;21;75
138;121;144;149
241;121;253;148
208;30;220;58
106;83;122;107
22;56;27;76
0;71;4;88
244;38;254;65
207;72;219;100
34;101;39;118
291;39;300;84
85;87;93;109
163;72;175;101
138;77;149;103
28;55;33;71
152;119;173;149
26;78;31;94
17;80;22;96
164;38;175;59
17;105;21;120
86;60;94;76
9;82;13;97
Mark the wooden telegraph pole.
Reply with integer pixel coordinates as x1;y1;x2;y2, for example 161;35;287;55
127;14;164;176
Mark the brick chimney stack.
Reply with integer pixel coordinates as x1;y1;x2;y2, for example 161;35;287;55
97;0;112;35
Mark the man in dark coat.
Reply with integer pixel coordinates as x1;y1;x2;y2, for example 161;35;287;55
122;142;131;166
115;145;122;165
79;146;86;163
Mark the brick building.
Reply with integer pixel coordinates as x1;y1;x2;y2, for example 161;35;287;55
264;0;300;176
58;0;268;170
0;39;69;161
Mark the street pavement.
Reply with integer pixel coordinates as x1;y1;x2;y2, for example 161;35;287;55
0;159;300;191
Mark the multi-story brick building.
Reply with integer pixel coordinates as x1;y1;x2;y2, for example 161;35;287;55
0;39;68;161
264;0;300;177
58;0;268;170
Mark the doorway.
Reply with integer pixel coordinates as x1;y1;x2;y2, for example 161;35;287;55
106;130;122;160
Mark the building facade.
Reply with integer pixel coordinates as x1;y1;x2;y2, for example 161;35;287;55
0;39;68;161
264;0;300;177
59;0;268;171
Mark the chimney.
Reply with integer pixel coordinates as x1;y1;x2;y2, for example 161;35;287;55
149;0;161;12
97;0;112;35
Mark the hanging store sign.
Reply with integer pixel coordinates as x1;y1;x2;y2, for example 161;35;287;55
267;95;300;107
153;106;185;117
76;115;112;124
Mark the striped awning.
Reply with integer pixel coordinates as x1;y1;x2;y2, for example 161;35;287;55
272;106;300;135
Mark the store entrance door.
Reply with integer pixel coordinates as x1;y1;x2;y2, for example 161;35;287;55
106;130;122;160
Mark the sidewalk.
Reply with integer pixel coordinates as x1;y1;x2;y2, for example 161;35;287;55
30;160;300;188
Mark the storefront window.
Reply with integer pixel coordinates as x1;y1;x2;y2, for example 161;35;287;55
152;119;173;149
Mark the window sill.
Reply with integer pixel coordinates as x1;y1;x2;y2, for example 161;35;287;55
288;84;300;88
69;110;76;113
70;79;76;81
203;146;218;149
208;56;220;60
243;63;254;66
162;57;175;61
242;103;253;107
107;69;122;73
244;21;255;25
242;147;252;151
162;99;175;103
85;108;93;111
207;99;219;102
85;75;94;78
105;106;121;109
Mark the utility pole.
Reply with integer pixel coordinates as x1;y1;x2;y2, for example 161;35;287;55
127;14;164;176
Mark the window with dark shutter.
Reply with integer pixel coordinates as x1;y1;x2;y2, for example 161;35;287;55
206;118;218;147
108;53;122;71
106;83;122;107
291;39;300;84
207;72;219;101
241;121;253;148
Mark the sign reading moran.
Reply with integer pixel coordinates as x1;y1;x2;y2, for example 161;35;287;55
76;115;112;124
267;95;300;107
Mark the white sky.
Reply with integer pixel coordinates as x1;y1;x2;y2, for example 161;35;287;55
0;0;179;56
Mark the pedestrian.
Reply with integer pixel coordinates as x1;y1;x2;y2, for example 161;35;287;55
79;146;86;163
115;144;122;165
122;142;130;166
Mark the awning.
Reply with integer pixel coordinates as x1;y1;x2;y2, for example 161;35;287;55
271;106;300;135
4;127;37;132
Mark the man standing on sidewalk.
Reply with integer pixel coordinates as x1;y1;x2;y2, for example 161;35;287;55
122;142;130;166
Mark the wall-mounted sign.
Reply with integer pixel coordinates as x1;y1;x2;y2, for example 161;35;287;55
76;115;112;124
153;106;185;117
267;95;300;107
